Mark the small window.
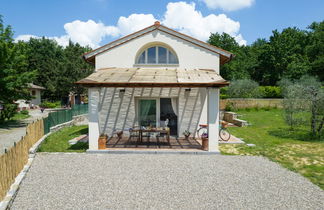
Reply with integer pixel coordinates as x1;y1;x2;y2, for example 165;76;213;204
136;46;178;65
32;90;36;96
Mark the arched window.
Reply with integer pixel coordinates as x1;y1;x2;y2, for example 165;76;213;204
136;46;179;65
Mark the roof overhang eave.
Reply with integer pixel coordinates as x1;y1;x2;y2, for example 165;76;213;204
75;81;230;88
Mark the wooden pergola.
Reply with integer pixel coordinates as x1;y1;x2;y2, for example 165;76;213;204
76;67;229;88
77;67;229;152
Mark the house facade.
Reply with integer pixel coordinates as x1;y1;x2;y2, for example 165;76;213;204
77;21;233;152
16;83;45;110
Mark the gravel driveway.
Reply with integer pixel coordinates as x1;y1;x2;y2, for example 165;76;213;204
11;153;324;210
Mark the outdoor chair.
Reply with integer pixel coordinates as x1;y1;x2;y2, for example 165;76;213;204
129;127;140;141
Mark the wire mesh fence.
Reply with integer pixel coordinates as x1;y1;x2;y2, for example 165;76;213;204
43;104;88;134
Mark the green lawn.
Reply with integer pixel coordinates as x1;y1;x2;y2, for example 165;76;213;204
38;125;88;152
220;109;324;189
11;112;30;121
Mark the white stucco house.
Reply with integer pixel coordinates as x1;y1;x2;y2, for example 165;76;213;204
77;21;233;152
16;83;45;110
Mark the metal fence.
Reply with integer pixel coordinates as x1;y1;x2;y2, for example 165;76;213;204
43;104;88;134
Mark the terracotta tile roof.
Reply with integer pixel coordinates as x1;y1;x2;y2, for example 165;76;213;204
76;67;229;88
83;22;234;65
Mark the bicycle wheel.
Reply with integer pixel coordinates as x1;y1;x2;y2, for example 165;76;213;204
197;127;208;138
219;128;231;141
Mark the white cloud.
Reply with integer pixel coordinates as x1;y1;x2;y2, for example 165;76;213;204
162;2;245;44
15;20;120;48
63;20;119;48
116;14;156;35
15;1;247;47
15;34;39;42
202;0;255;11
234;34;247;46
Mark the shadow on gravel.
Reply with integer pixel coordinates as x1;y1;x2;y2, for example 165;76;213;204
0;120;28;130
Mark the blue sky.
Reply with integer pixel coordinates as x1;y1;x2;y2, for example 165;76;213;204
1;0;323;47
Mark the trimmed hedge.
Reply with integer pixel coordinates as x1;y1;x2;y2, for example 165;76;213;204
40;101;61;108
221;86;282;99
259;86;282;98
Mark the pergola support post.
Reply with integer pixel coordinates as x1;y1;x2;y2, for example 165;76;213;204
207;87;220;152
88;88;100;150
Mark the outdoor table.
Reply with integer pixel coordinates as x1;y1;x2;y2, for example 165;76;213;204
137;127;170;144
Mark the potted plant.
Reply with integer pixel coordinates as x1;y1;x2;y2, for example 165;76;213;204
98;134;108;150
201;132;208;151
183;130;191;140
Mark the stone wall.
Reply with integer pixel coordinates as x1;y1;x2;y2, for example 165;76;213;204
220;98;283;110
50;114;88;132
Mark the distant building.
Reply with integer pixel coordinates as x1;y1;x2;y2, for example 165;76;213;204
16;83;45;110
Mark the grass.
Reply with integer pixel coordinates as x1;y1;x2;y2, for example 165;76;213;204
11;112;30;121
219;109;324;189
38;125;88;152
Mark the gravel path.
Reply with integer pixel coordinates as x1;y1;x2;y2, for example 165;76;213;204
11;153;324;210
0;109;48;154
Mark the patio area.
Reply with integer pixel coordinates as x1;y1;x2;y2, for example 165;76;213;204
106;136;202;150
104;134;244;150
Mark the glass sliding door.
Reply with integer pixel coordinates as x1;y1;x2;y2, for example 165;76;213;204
139;99;157;127
160;98;178;135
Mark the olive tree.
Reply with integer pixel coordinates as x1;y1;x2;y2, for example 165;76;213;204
279;76;324;136
227;79;262;98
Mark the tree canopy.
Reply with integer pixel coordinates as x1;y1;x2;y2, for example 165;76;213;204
0;16;36;104
208;21;324;85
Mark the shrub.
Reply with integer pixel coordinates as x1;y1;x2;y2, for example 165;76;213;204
40;101;61;108
225;101;236;111
0;104;17;122
20;110;29;115
220;87;229;99
227;79;262;98
259;86;282;98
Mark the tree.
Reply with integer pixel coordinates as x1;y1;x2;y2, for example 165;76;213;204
256;27;310;85
280;76;324;136
208;33;252;80
0;16;35;121
25;38;93;102
26;37;64;100
306;21;324;81
227;79;262;98
59;41;93;102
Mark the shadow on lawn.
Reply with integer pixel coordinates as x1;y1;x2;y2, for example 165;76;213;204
69;142;89;151
70;127;88;136
268;128;324;142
